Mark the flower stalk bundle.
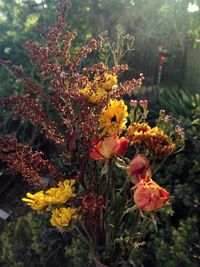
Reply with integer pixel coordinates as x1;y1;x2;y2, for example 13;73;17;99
0;1;185;266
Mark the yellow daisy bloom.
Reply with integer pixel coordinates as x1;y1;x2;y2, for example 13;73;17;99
22;191;47;211
50;207;79;228
99;99;128;135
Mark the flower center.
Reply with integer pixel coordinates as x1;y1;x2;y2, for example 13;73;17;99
111;115;117;122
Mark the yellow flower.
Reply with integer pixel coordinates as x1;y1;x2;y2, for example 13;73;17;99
102;73;118;90
126;123;151;145
22;191;47;211
22;179;76;211
45;179;76;205
50;207;78;228
80;85;107;103
126;123;175;155
146;127;175;155
99;99;128;135
80;74;118;103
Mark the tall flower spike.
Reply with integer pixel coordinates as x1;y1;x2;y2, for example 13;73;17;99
0;136;64;188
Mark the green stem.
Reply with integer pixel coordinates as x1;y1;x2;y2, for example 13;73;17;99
152;154;169;175
127;208;140;243
73;225;91;249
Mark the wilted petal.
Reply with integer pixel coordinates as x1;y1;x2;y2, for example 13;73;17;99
127;154;151;184
133;178;170;212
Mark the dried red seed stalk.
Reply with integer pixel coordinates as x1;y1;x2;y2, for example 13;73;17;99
2;95;64;146
1;0;143;189
0;136;64;188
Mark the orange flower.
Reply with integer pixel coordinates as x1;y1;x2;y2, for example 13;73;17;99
146;127;175;155
114;137;129;156
126;123;175;155
126;123;151;145
127;154;151;184
133;178;170;212
90;136;129;160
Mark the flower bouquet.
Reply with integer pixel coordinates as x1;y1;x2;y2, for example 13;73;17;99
0;1;184;266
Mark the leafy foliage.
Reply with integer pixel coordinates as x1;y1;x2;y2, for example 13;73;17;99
132;91;200;267
0;212;89;267
157;87;200;118
0;1;200;266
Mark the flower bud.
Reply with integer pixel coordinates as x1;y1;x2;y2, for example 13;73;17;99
159;109;166;116
143;100;148;106
142;113;147;120
130;100;138;107
164;115;172;123
175;125;181;132
139;100;148;107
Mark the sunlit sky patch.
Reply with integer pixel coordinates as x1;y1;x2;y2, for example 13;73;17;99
34;0;43;4
187;2;199;12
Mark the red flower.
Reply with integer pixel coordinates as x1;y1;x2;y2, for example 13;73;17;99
133;178;170;212
114;137;129;155
90;136;129;160
127;154;151;184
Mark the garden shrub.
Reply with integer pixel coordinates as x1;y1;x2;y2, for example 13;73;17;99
131;215;199;267
0;212;89;267
153;216;199;267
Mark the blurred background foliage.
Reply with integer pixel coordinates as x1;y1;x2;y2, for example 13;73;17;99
0;0;200;266
1;0;200;82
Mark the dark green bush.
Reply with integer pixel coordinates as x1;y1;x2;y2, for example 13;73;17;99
0;212;89;267
131;216;199;267
153;216;199;267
